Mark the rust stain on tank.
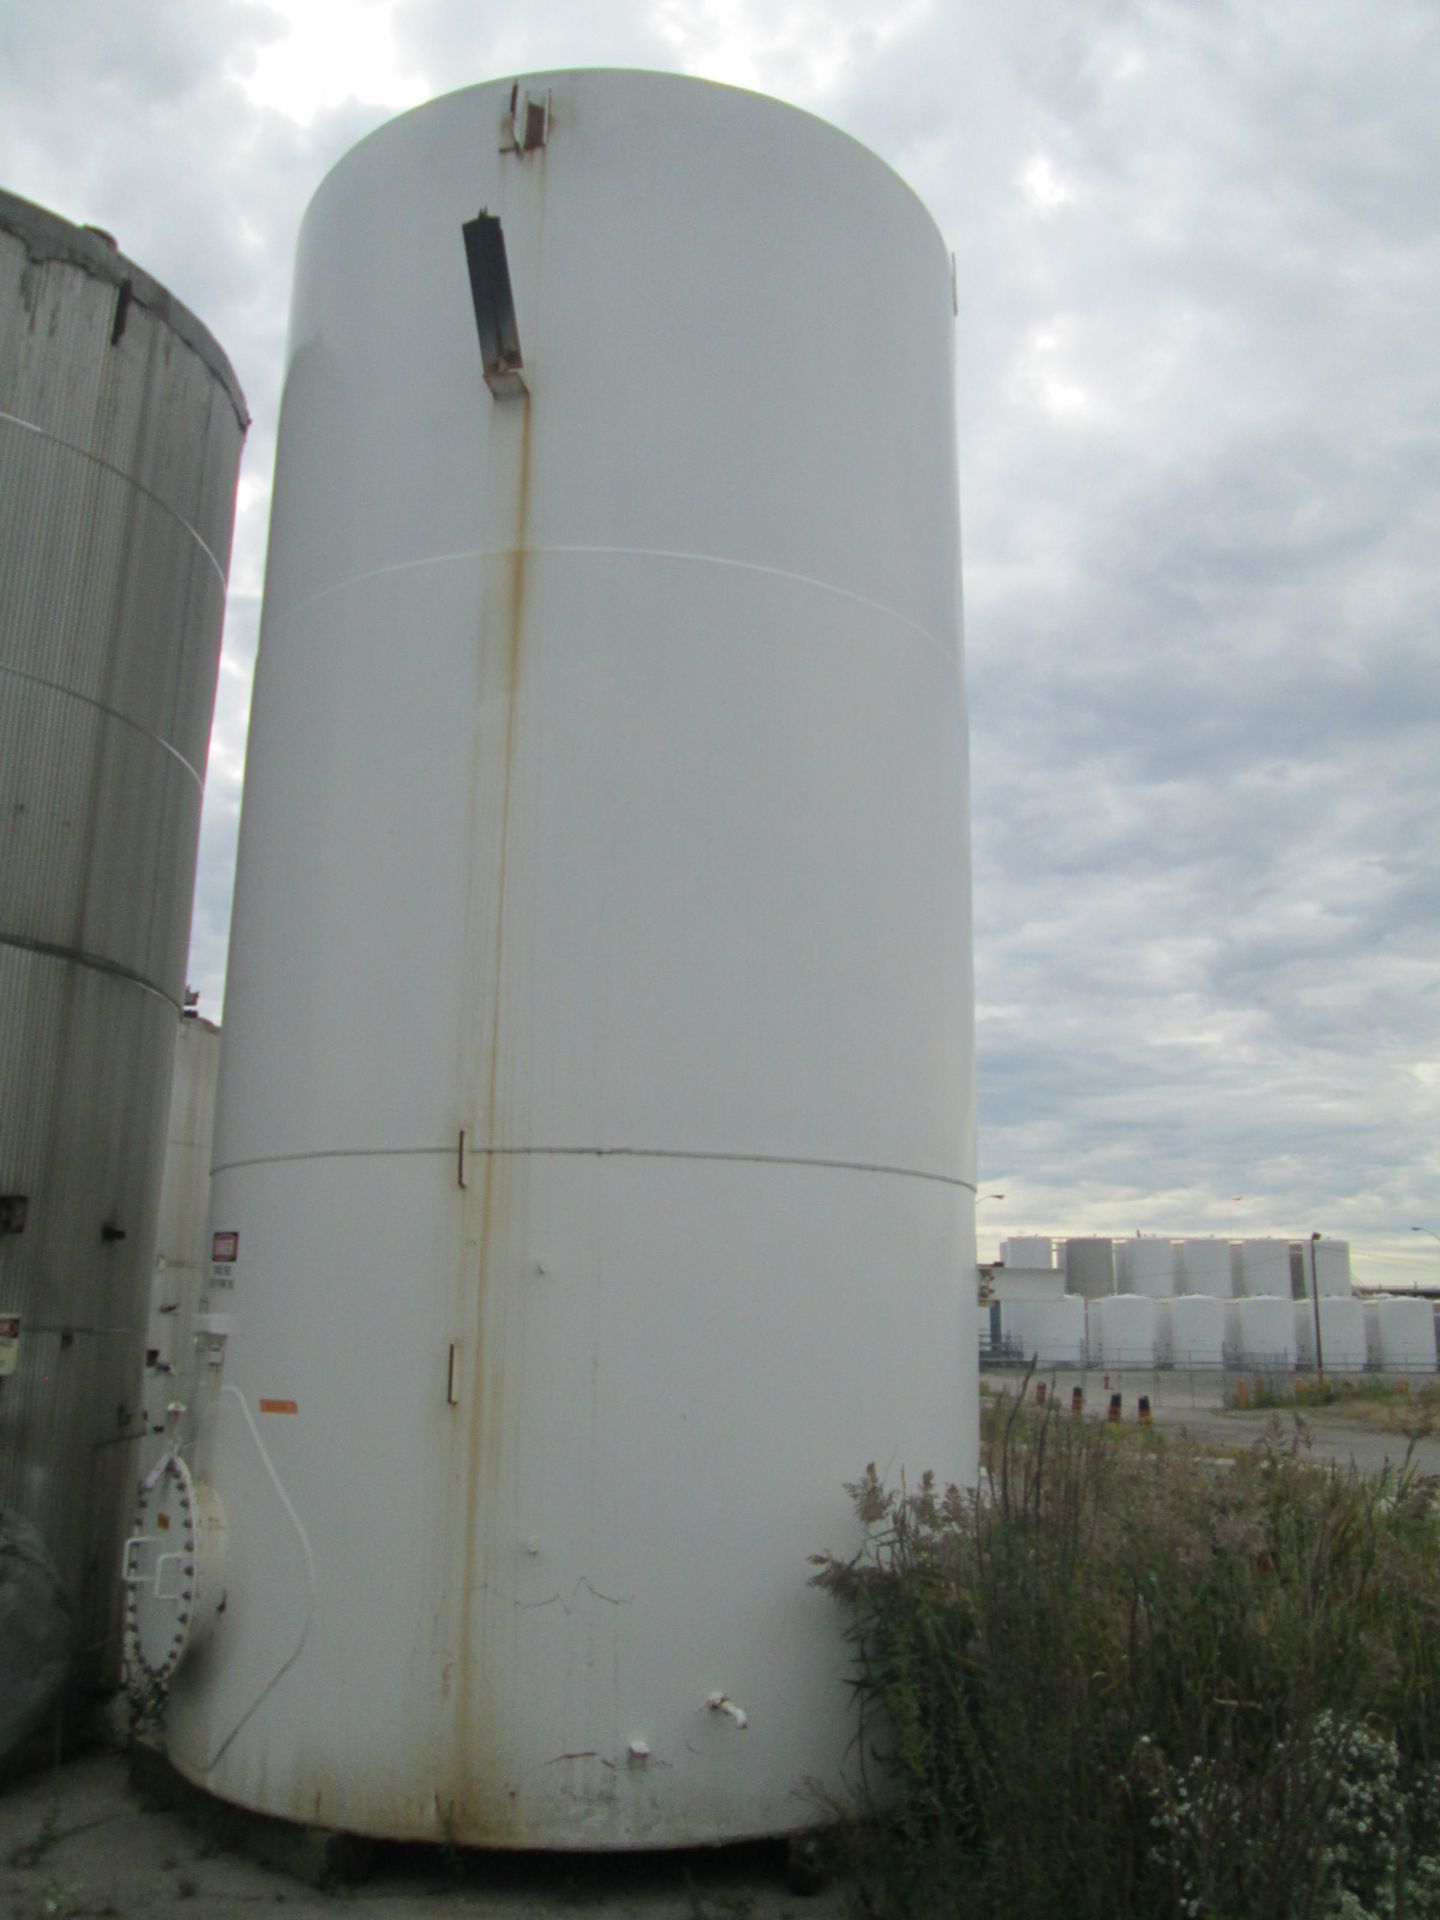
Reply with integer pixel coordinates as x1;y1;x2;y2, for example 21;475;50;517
450;387;534;1824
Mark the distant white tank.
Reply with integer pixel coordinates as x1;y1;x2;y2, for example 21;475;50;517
1295;1298;1368;1373
1062;1238;1116;1301
1088;1294;1158;1369
1364;1298;1437;1372
164;73;975;1849
1116;1239;1176;1299
1311;1240;1353;1298
1176;1239;1233;1298
1232;1239;1290;1298
1158;1296;1227;1370
1226;1298;1298;1371
993;1297;1085;1368
1001;1236;1053;1269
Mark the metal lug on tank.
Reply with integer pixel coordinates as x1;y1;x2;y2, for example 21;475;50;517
706;1692;749;1730
524;1536;541;1556
627;1739;651;1764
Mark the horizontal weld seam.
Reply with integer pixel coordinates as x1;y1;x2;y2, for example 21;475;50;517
0;663;204;789
273;544;952;660
212;1143;975;1190
0;931;178;1009
0;407;229;589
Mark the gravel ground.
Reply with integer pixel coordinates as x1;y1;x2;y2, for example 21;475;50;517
0;1750;845;1920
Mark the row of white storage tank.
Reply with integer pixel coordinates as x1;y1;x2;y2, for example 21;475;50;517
1000;1236;1354;1301
987;1294;1437;1373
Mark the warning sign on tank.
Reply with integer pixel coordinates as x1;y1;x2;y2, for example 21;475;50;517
211;1230;238;1289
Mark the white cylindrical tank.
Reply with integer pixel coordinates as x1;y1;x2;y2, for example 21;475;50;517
1312;1240;1353;1298
1000;1236;1053;1270
1158;1296;1227;1370
1088;1294;1158;1369
1062;1238;1116;1301
169;74;975;1849
1364;1299;1437;1372
1232;1239;1290;1298
993;1298;1085;1368
1116;1239;1176;1299
1176;1239;1233;1298
1295;1297;1368;1372
1226;1298;1298;1371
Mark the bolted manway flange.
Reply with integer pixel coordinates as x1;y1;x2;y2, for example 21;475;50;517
122;1451;227;1690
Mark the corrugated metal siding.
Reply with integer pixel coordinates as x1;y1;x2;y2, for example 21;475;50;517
0;197;244;1701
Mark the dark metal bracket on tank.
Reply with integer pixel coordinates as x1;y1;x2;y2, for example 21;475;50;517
499;86;550;155
462;211;527;399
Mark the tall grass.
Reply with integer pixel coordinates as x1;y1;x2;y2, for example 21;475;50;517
812;1398;1440;1920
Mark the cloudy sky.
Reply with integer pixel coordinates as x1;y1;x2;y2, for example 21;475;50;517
3;0;1436;1286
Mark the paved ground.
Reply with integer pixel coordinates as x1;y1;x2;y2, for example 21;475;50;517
987;1366;1440;1477
0;1749;845;1920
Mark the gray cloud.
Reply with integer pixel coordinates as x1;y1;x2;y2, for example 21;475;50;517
2;0;1436;1282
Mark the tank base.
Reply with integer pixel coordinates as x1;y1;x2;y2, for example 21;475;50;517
129;1745;374;1888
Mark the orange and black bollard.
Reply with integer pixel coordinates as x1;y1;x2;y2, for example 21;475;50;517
1138;1394;1152;1427
1035;1382;1047;1406
1108;1392;1122;1423
1071;1387;1084;1416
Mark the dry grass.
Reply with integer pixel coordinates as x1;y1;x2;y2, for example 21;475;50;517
813;1393;1440;1920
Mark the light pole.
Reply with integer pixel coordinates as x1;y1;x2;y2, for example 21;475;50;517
1412;1227;1440;1297
1309;1231;1325;1386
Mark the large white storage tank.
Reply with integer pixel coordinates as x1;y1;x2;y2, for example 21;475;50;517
1088;1294;1158;1368
1000;1236;1053;1269
1176;1239;1234;1298
1311;1240;1354;1298
0;190;244;1727
1116;1239;1176;1299
1295;1298;1368;1373
166;74;975;1849
1364;1298;1437;1372
1158;1296;1227;1369
1233;1239;1290;1298
991;1297;1085;1368
1226;1298;1298;1371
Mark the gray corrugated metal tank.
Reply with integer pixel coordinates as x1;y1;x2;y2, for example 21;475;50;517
0;189;246;1740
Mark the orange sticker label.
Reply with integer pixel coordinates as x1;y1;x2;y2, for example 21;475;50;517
259;1398;299;1415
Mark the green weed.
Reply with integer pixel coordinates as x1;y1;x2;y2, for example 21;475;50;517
813;1400;1440;1920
